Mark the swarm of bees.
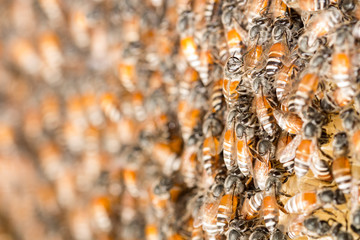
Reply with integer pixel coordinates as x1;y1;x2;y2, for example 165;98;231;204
2;0;360;239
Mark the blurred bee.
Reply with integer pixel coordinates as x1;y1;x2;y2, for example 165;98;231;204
178;11;201;72
91;196;112;233
100;93;121;123
118;45;139;93
181;134;202;188
329;27;356;108
302;216;348;239
210;65;225;113
70;9;91;48
38;0;65;26
222;0;248;58
298;8;342;53
10;38;42;76
284;188;346;214
286;214;305;239
332;131;352;196
263;182;280;232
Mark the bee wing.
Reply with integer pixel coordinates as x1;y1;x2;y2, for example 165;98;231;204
202;198;221;224
208;136;223;156
279;134;302;164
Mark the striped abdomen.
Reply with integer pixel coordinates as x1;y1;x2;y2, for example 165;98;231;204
211;79;224;113
223;78;240;107
284;191;317;214
255;95;278;136
332;156;352;194
181;36;201;70
217;194;238;232
289;73;319;113
266;42;287;76
273;110;303;134
236;139;252;176
223;129;237;172
226;28;246;58
276;64;296;101
263;190;279;232
294;139;312;178
241;192;263;220
332;52;351;87
311;158;332;182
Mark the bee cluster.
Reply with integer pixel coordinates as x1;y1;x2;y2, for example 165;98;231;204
1;0;360;239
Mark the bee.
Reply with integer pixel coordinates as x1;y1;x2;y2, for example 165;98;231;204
275;58;299;101
100;93;121;123
265;23;291;77
244;20;269;75
178;11;201;71
330;28;356;108
254;140;273;190
223;56;243;107
222;0;248;58
253;79;278;137
11;38;42;76
302;216;347;239
249;226;269;240
298;8;342;53
287;214;305;239
181;134;202;188
118;48;139;93
223;108;240;172
179;66;199;99
217;175;244;233
210;65;225;113
273;110;303;134
245;0;271;23
194;182;225;238
332;155;352;194
288;72;319;113
241;192;264;220
263;186;280;232
284;188;346;214
91;196;112;233
235;123;255;177
269;0;288;21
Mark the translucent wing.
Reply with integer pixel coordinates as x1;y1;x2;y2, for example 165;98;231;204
279;134;302;164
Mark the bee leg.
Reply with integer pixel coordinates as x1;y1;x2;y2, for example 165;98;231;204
278;203;288;214
279;191;292;197
245;176;253;186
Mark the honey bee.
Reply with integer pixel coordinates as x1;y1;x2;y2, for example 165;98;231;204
178;11;201;72
222;0;248;58
332;155;352;194
245;0;271;23
269;0;288;21
273;110;303;134
286;214;305;239
284;188;346;214
288;72;319;114
100;93;121;123
330;28;356;108
194;182;225;238
265;23;291;77
210;65;225;113
223;56;243;107
298;8;342;53
302;216;349;239
275;57;300;102
253;80;278;137
181;134;202;188
254;140;274;190
263;184;280;232
217;175;244;233
91;196;112;233
235;123;255;177
223;108;239;172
